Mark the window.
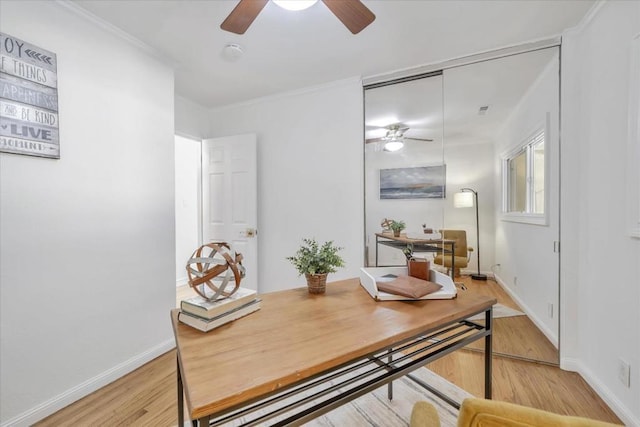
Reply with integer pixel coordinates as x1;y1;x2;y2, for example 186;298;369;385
502;129;546;223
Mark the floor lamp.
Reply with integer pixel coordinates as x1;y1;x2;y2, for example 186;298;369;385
453;188;487;281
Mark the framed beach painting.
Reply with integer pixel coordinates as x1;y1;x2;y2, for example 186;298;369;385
379;165;446;200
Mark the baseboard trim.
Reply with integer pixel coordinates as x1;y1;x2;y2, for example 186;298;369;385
560;358;639;427
493;273;558;348
1;339;176;427
559;356;580;372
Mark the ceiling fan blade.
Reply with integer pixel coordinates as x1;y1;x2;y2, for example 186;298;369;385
220;0;269;34
365;138;385;144
405;137;434;142
322;0;375;34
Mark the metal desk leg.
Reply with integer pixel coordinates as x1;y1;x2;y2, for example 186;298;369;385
177;356;184;427
375;235;379;267
450;241;456;280
387;349;393;400
485;307;493;399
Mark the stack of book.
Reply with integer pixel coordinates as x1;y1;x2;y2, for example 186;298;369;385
178;287;260;332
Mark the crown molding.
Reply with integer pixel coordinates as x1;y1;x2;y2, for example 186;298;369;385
54;0;175;67
209;76;362;113
562;0;606;37
176;94;209;112
363;36;561;87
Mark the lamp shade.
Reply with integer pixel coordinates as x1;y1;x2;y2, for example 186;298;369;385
454;191;474;208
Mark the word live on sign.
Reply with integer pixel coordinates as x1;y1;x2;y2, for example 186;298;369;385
0;32;59;158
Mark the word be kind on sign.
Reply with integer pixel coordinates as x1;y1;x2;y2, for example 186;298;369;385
0;33;60;159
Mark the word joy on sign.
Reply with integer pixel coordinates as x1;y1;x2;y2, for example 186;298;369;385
1;33;57;69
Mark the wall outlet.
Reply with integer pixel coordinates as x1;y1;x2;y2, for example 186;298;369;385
618;359;631;388
547;303;553;318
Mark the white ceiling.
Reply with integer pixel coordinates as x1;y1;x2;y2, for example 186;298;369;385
364;47;558;144
71;0;594;109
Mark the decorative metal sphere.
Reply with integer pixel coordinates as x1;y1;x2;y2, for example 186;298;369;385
186;242;245;302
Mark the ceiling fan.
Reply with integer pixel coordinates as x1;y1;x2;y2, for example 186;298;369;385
365;124;434;152
221;0;376;35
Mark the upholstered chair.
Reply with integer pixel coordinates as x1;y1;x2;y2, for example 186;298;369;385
409;398;621;427
432;229;473;277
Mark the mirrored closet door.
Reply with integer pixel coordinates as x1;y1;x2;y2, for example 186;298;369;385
364;46;560;365
364;72;445;268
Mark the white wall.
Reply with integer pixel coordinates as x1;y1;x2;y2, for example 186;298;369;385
0;2;176;425
175;135;201;286
561;2;640;425
207;79;364;293
442;141;495;274
494;54;560;345
175;95;210;140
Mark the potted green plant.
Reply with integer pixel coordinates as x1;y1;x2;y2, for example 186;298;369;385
286;238;345;294
389;220;406;237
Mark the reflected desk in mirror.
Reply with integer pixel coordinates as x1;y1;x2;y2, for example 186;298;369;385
375;232;456;279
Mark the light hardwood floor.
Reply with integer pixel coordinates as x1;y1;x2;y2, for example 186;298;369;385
454;276;559;364
35;279;622;426
426;276;619;424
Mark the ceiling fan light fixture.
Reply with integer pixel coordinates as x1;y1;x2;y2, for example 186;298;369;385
221;0;374;35
384;140;404;152
273;0;318;11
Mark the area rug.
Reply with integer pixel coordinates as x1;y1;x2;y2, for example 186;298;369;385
467;303;525;321
305;367;472;426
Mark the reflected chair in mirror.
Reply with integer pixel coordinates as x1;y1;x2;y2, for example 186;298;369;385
433;229;473;278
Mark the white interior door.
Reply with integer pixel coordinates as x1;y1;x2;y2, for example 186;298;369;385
202;134;258;291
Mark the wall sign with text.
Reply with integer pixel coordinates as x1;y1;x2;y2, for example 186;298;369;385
0;32;59;159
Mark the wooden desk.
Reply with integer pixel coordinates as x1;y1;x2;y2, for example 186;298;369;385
172;279;495;426
375;233;457;279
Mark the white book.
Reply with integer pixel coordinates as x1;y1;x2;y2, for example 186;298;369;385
180;287;257;319
178;299;261;332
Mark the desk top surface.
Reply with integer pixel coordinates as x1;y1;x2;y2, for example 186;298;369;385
172;278;495;420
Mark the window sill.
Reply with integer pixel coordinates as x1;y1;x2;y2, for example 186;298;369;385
500;212;548;226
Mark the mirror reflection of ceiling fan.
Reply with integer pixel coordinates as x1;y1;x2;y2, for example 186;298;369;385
221;0;376;35
365;124;434;152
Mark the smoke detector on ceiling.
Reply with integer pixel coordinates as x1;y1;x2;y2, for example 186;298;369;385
222;43;244;62
478;106;489;115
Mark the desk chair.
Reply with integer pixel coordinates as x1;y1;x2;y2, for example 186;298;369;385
432;229;473;277
410;398;621;427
